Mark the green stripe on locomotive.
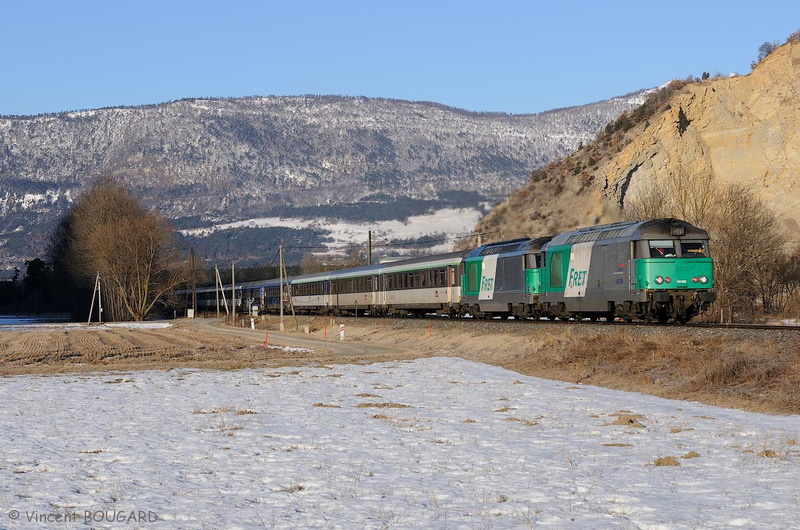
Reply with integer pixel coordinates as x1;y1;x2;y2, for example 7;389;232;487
635;257;714;290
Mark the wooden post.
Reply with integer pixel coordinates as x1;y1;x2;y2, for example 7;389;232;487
87;271;99;323
215;266;229;317
97;273;103;323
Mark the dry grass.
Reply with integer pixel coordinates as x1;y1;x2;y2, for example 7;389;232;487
608;413;646;428
356;402;409;409
505;417;538;426
2;317;799;416
348;319;800;415
313;403;341;409
653;456;681;467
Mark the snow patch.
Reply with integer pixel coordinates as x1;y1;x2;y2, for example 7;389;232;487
0;357;797;528
180;207;483;254
0;321;172;332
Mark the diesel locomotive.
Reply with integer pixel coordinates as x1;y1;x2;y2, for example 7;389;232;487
192;218;716;324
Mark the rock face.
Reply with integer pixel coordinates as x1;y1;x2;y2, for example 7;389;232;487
0;94;647;269
605;41;800;235
469;40;800;246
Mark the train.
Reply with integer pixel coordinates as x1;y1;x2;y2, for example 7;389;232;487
191;218;716;324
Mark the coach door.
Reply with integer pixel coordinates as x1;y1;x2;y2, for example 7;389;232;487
448;266;455;304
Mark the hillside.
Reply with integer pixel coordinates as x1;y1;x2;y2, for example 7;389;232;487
0;93;648;270
465;40;800;247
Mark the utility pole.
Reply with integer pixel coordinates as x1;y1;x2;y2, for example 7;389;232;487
279;245;285;331
98;273;103;323
88;272;103;323
214;265;220;318
280;246;299;331
368;230;372;265
215;266;229;316
190;245;197;317
231;261;236;324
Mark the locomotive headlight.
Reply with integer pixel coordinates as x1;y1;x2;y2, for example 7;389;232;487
654;276;664;285
699;276;708;284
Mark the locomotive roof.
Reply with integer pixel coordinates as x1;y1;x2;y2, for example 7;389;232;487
466;236;552;258
546;218;709;246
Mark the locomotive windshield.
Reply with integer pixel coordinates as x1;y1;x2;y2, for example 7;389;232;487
680;240;708;258
648;240;676;258
646;239;708;258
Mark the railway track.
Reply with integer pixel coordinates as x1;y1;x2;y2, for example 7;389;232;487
684;321;800;332
246;311;800;333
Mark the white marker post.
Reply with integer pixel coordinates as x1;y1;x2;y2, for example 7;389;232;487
339;324;345;341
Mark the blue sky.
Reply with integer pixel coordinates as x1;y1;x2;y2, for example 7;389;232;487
2;1;799;116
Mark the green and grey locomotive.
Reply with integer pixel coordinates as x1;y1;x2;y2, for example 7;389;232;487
465;218;715;323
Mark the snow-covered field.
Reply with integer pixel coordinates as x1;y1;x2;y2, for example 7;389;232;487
1;357;798;529
179;207;483;255
0;320;172;332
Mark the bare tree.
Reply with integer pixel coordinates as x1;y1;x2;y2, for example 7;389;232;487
623;170;719;228
49;175;189;321
710;184;784;321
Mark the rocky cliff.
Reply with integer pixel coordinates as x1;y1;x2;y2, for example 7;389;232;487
467;40;800;246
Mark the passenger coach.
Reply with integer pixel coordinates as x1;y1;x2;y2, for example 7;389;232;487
381;251;468;317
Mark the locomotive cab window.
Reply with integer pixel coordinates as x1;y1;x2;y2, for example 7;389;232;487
680;240;707;258
525;254;543;269
648;240;676;258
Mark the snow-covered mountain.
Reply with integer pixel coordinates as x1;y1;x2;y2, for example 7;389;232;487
0;92;650;269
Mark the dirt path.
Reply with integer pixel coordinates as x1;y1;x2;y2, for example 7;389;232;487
189;317;410;359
